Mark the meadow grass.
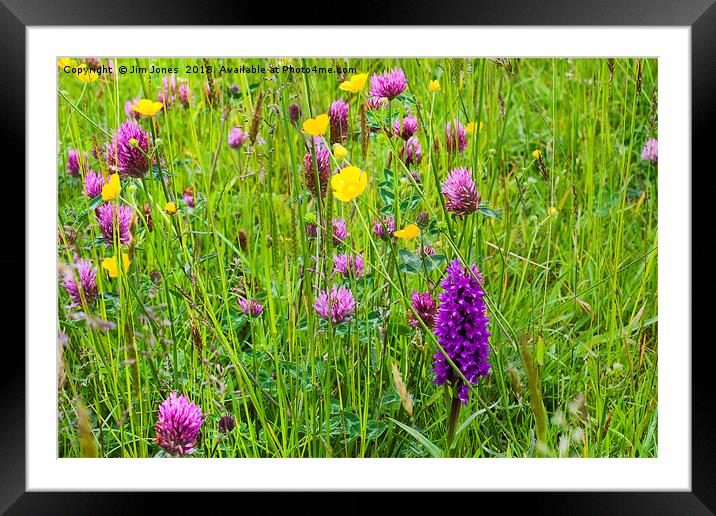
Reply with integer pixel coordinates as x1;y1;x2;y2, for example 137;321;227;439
57;57;658;458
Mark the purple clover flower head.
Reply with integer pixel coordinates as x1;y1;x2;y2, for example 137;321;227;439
154;391;204;456
416;211;430;226
228;127;249;149
178;82;191;106
329;99;350;145
306;223;318;239
157;75;177;108
373;216;395;240
238;297;264;317
95;202;133;246
401;136;422;167
183;188;196;208
204;79;220;105
313;284;356;324
84;170;106;198
66;149;87;177
409;290;437;329
289;103;301;126
218;415;236;434
105;59;115;80
304;135;328;151
433;260;491;404
165;74;177;92
107;120;150;178
369;68;408;100
392;114;418;140
366;96;388;110
442;167;480;216
418;244;436;258
157;88;171;107
303;139;332;199
333;252;365;278
124;97;142;119
61;259;99;307
641;138;658;164
445;119;468;153
332;217;349;246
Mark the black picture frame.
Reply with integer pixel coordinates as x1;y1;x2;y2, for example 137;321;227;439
5;1;710;513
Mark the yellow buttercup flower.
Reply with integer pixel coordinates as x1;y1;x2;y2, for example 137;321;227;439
532;149;542;159
164;201;178;215
76;64;99;84
101;253;131;279
58;58;76;68
548;206;558;217
393;223;420;240
333;143;347;160
131;98;164;117
101;173;121;201
302;114;330;136
331;166;368;202
429;80;441;93
466;122;484;136
339;73;368;93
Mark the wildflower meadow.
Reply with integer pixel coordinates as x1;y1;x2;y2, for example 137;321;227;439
57;57;658;458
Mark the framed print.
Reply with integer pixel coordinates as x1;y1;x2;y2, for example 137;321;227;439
5;0;712;513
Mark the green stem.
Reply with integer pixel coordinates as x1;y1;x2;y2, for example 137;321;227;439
446;393;461;454
518;335;549;452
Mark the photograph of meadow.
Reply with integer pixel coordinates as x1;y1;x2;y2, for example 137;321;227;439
57;57;657;459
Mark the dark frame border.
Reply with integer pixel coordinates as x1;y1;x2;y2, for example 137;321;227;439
6;1;711;513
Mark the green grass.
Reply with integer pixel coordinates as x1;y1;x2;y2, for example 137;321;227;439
57;57;658;458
